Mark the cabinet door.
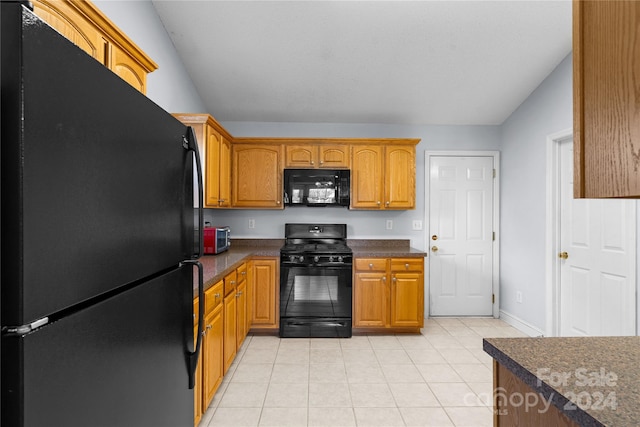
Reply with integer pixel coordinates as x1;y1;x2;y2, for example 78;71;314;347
223;291;237;373
574;1;640;198
31;0;106;62
205;127;222;207
236;281;247;349
193;299;202;426
351;146;384;209
110;43;146;92
202;304;223;409
232;144;283;208
218;136;231;207
353;272;389;327
385;146;415;209
319;145;350;168
390;272;423;327
285;145;317;168
251;258;279;329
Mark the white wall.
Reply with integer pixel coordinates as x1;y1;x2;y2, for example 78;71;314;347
499;54;573;331
93;0;206;113
210;122;500;251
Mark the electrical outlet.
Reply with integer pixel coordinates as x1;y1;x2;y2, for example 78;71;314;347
248;219;255;229
516;291;523;303
386;219;393;230
412;220;423;230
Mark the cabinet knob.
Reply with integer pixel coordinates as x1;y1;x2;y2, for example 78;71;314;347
392;277;397;282
377;201;381;206
241;271;247;276
311;161;314;165
215;293;220;298
382;276;387;282
405;263;409;269
369;263;374;268
319;160;324;165
277;200;281;204
385;201;390;206
230;280;236;285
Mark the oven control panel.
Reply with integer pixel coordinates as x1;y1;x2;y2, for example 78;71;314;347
281;253;352;266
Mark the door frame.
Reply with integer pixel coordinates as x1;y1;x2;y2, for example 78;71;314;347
424;150;501;318
545;128;638;337
545;128;573;337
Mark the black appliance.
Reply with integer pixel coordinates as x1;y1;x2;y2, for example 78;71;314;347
283;169;350;207
1;4;206;426
280;224;353;338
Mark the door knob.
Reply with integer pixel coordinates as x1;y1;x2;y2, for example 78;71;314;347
431;246;438;252
558;252;569;260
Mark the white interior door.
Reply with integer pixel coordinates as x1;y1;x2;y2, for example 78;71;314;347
429;155;495;316
559;139;636;336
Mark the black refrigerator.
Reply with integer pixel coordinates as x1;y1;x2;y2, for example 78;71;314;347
1;2;206;426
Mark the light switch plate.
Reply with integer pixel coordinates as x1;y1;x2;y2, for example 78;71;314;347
386;220;393;230
412;220;423;230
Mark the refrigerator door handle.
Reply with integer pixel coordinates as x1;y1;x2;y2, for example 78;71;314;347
183;126;204;259
181;259;204;390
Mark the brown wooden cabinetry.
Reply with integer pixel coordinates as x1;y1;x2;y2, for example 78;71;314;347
285;144;350;168
573;0;640;198
232;144;283;208
199;280;224;418
250;257;279;330
193;298;202;426
351;144;416;209
353;257;424;332
222;271;237;373
173;114;231;208
31;0;157;93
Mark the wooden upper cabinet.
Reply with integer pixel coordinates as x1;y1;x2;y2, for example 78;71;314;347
284;144;350;168
573;0;640;198
173;114;231;208
351;144;416;209
351;146;384;208
31;0;157;94
232;144;283;208
385;146;416;209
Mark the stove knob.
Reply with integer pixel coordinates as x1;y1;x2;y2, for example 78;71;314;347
298;256;304;262
314;256;320;263
329;256;334;262
289;255;296;262
338;256;344;263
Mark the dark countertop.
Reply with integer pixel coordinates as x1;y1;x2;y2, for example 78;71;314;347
193;238;426;297
484;336;640;427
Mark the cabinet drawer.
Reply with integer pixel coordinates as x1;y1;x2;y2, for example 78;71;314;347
355;258;388;271
390;258;423;272
224;271;238;296
205;280;224;315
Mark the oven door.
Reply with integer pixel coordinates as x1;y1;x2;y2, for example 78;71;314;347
280;264;352;338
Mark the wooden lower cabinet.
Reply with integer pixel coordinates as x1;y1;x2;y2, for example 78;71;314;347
193;299;202;426
223;283;237;374
353;257;424;332
494;361;578;426
202;281;224;408
250;257;279;330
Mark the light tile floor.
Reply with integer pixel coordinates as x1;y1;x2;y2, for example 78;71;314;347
199;318;528;427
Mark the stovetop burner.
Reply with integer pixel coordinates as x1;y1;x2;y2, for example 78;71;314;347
280;223;352;265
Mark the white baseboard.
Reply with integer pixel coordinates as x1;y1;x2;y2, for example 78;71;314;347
499;310;545;337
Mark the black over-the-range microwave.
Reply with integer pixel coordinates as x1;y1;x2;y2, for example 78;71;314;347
283;169;350;207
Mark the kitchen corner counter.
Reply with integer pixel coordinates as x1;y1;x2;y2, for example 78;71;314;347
193;239;283;296
348;239;427;258
484;336;640;427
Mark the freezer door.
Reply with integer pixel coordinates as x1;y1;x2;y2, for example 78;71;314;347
1;4;197;325
1;266;194;427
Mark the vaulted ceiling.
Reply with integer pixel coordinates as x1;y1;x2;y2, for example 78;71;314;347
152;0;572;125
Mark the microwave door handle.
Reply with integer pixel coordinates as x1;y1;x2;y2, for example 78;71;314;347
183;126;204;259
